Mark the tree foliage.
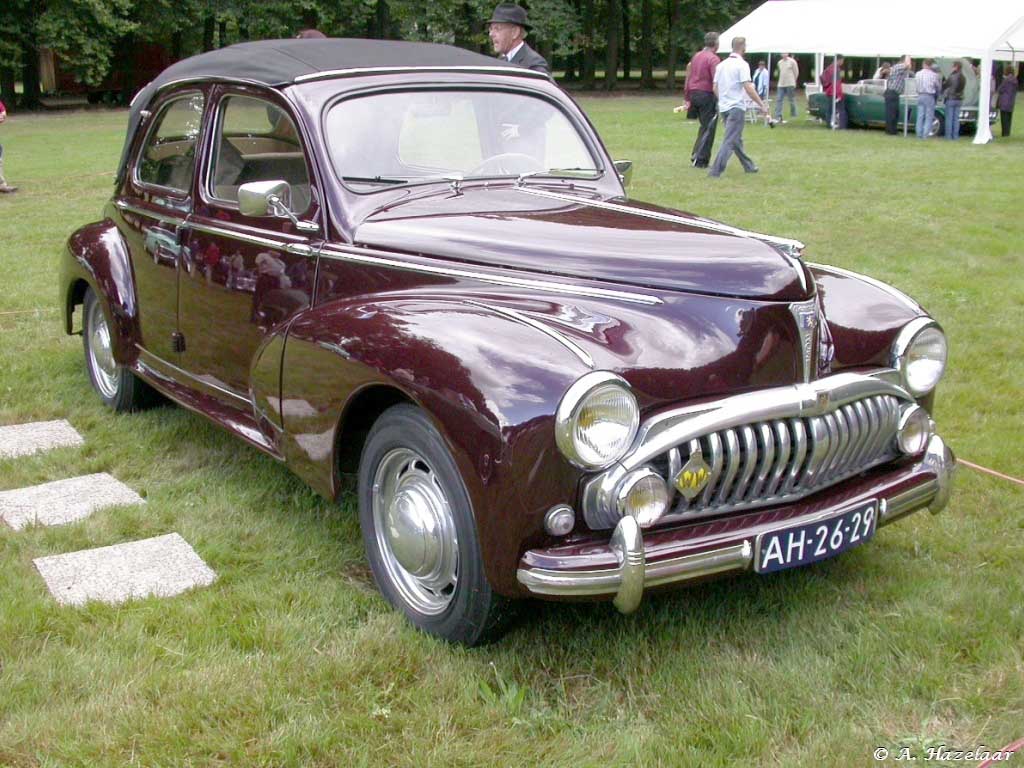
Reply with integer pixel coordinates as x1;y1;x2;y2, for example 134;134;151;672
1;0;762;104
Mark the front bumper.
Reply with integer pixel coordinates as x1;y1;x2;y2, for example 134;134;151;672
517;434;955;613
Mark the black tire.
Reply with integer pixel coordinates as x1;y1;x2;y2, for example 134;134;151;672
358;404;511;645
82;288;153;412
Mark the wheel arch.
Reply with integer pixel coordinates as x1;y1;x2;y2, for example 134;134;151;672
60;219;140;365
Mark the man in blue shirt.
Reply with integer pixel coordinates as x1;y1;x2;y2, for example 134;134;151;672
708;37;769;178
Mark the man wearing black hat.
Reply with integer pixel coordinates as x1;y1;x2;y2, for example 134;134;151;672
487;3;550;75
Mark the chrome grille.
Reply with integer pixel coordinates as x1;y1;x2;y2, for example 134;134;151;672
656;394;901;522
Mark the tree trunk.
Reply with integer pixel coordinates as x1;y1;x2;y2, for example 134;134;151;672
20;40;41;109
640;0;653;88
218;19;227;48
581;0;596;89
1;68;17;109
238;23;249;42
203;15;215;53
370;1;389;38
116;33;134;104
604;0;620;90
171;31;183;60
621;0;631;81
666;0;680;90
454;3;475;50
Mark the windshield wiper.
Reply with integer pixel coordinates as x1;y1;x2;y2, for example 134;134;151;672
343;176;406;185
516;168;601;186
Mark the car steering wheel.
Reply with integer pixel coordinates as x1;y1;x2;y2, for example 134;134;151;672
469;153;545;177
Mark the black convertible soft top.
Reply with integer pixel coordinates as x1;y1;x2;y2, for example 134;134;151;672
117;38;540;184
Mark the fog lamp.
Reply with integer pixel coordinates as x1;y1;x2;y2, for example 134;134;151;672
897;405;932;455
616;467;670;528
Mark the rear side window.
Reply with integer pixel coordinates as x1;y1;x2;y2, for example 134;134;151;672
209;95;311;214
136;93;204;193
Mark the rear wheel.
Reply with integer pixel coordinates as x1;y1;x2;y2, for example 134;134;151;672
82;288;152;411
358;404;510;645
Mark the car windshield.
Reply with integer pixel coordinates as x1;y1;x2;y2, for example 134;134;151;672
324;90;599;190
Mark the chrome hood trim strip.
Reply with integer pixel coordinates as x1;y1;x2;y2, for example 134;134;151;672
517;187;806;257
319;244;663;306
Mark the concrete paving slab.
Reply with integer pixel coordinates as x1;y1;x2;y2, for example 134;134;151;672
33;533;217;607
0;473;145;531
0;420;84;459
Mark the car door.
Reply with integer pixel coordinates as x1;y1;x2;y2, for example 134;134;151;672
115;89;206;363
178;87;321;407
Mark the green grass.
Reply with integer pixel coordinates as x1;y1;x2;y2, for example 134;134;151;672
1;101;1022;767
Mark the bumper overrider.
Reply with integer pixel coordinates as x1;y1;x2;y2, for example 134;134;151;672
517;373;956;613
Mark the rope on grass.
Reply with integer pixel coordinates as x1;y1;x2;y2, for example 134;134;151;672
0;308;58;317
977;737;1024;768
959;459;1024;488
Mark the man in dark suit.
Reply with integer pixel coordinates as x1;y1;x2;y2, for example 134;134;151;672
486;3;550;75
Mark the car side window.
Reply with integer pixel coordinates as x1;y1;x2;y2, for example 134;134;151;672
136;93;204;194
210;95;311;214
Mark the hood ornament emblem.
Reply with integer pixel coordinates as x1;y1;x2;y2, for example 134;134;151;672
790;300;818;384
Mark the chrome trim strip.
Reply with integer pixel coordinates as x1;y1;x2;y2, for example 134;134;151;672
463;300;594;368
136;346;251;408
293;65;549;84
518;187;805;255
192;216;310;243
187;220;312;253
318;244;663;306
114;200;187;227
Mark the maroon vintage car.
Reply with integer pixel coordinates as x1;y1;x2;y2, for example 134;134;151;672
60;39;955;644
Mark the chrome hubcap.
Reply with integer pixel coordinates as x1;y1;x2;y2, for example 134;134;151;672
86;300;119;399
373;448;458;615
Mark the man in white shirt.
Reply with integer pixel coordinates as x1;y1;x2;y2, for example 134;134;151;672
708;37;769;178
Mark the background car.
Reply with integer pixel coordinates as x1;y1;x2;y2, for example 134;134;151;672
60;38;955;645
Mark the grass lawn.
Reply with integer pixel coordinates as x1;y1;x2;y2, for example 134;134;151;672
0;99;1022;767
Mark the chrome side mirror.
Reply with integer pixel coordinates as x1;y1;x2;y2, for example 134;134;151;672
237;180;320;234
613;160;633;191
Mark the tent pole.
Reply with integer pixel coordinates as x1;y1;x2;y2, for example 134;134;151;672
831;54;839;130
767;51;772;118
974;55;994;144
977;14;1024;144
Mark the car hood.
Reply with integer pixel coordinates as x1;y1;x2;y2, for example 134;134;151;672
353;186;812;302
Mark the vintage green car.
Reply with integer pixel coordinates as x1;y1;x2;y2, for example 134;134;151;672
808;77;998;136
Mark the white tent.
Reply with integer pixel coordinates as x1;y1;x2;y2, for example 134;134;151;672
718;0;1024;143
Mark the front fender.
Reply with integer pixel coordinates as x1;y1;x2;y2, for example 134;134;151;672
810;263;925;371
279;294;595;596
60;219;139;365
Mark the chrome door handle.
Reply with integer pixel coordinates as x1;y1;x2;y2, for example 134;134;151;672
285;243;314;257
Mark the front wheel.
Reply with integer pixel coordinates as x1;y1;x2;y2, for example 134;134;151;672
358;404;510;645
82;288;153;411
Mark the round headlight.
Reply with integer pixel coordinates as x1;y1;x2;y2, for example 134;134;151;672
555;372;640;470
897;404;933;455
893;321;947;396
